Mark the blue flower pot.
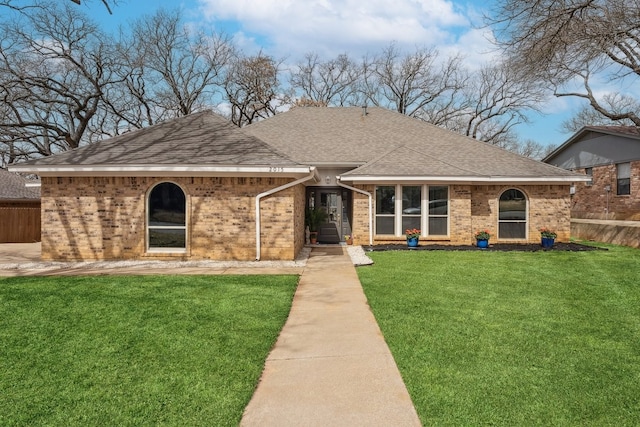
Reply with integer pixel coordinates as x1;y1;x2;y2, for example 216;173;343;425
541;237;555;249
476;238;489;249
407;237;419;248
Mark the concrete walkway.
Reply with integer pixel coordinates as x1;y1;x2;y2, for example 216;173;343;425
241;246;421;426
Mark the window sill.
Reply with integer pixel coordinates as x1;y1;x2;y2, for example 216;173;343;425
144;250;188;257
374;235;450;241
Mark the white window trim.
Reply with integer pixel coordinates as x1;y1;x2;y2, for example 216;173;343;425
376;184;450;237
146;181;188;253
497;188;528;241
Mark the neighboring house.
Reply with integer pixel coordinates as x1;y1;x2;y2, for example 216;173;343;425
544;126;640;220
0;169;41;243
9;107;585;261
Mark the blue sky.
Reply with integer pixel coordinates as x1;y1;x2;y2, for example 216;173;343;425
85;0;590;148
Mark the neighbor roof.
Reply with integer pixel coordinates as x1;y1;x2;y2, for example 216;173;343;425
246;107;583;183
543;125;640;163
9;111;312;177
0;169;40;200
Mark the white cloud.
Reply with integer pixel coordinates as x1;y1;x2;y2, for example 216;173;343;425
197;0;476;58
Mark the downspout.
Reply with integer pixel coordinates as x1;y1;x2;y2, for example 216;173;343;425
337;179;373;247
255;168;317;260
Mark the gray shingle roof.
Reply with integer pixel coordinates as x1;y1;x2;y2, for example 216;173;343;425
246;107;579;179
0;169;40;199
14;110;300;167
11;107;580;181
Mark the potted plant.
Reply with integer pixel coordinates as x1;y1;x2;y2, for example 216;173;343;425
305;207;328;244
344;234;353;245
405;228;421;247
539;227;557;249
474;229;491;249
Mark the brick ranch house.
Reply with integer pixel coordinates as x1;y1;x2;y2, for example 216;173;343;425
9;107;586;261
544;126;640;220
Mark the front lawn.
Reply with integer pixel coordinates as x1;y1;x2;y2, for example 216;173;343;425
0;275;299;426
358;244;640;426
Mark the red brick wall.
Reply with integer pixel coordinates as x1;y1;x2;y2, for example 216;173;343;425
571;161;640;220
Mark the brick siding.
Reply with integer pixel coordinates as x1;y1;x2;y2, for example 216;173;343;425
41;176;303;261
349;184;571;245
41;177;571;260
571;161;640;220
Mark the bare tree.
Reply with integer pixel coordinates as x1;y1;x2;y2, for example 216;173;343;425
114;9;232;124
94;9;232;137
496;137;555;160
68;0;116;14
224;52;287;127
561;93;640;133
488;0;640;126
361;43;466;118
0;3;120;161
454;62;547;144
289;52;363;106
1;0;117;14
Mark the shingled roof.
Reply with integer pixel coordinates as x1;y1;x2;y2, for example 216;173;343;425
0;169;40;200
10;107;582;183
10;111;307;176
246;107;581;182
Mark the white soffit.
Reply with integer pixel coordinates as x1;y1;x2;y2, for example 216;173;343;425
8;164;316;178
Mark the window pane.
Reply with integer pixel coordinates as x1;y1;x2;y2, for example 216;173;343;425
376;216;394;234
617;162;631;179
618;178;631;195
429;186;448;215
402;186;421;213
499;189;526;239
149;228;186;248
499;189;526;220
429;217;447;235
376;186;395;214
149;183;186;226
499;222;526;239
402;216;421;232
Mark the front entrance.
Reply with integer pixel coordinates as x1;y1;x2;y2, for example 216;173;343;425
307;187;352;244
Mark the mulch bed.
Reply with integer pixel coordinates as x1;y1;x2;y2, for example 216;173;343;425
367;242;604;252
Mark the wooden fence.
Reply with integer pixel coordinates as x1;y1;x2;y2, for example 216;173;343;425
0;206;41;243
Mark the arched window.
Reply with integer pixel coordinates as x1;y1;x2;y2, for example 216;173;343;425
147;182;186;250
498;189;527;239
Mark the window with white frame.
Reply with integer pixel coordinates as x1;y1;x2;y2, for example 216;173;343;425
585;167;593;186
498;188;527;239
375;186;395;234
147;182;187;250
617;162;631;195
375;185;449;236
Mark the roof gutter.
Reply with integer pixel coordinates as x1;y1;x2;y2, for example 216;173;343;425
7;164;314;177
339;175;589;184
255;167;318;260
337;179;373;247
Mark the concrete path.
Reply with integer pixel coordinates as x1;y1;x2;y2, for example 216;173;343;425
241;246;421;426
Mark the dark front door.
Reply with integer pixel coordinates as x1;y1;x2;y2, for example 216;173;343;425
307;187;352;243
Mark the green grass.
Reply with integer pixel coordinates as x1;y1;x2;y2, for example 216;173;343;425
0;274;299;427
358;244;640;426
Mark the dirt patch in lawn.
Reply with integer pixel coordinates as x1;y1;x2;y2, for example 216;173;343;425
367;242;604;252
